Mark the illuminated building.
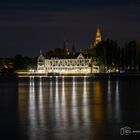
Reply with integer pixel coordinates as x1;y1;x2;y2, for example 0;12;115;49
37;27;102;74
37;52;99;74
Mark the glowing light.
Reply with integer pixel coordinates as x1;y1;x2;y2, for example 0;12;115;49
37;53;99;74
29;69;35;72
38;76;44;123
72;76;78;127
107;79;112;120
107;79;111;102
49;76;53;103
29;76;37;139
55;76;60;127
29;76;35;104
115;80;121;121
82;76;89;125
39;76;42;97
83;76;87;104
93;81;103;124
72;76;76;106
55;76;59;104
62;76;65;105
61;76;67;127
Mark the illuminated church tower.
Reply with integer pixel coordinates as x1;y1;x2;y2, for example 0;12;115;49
91;26;102;48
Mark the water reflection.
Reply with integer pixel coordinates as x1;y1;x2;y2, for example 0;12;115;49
107;79;121;123
82;76;89;126
29;76;35;122
62;76;65;106
72;76;78;127
93;81;103;124
61;76;67;127
107;79;111;102
83;76;87;104
38;76;45;129
55;76;61;127
72;76;76;106
49;76;53;106
17;76;129;140
107;79;112;121
115;80;121;122
29;76;37;140
55;76;59;105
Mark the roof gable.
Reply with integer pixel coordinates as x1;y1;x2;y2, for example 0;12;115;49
77;53;85;59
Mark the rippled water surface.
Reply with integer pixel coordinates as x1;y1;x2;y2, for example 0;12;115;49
0;76;140;140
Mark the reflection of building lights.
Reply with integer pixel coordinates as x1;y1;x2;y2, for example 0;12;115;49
82;76;89;125
39;76;43;103
107;79;112;120
55;76;60;126
115;80;121;121
83;76;87;100
38;76;45;128
72;76;76;105
50;76;52;93
62;76;65;103
29;76;35;96
61;76;67;127
107;79;111;102
93;81;102;123
29;76;37;139
72;76;78;127
55;76;59;102
49;76;53;108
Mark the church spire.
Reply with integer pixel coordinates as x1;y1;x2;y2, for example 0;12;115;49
93;26;102;48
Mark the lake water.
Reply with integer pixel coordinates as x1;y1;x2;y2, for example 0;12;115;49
0;76;140;140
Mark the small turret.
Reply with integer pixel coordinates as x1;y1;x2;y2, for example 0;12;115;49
37;50;46;73
40;50;42;55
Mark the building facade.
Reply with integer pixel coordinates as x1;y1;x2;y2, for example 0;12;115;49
37;27;102;75
37;52;99;74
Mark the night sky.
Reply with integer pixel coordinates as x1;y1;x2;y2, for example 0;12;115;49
0;0;139;57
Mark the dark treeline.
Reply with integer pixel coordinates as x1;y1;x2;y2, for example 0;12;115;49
14;54;36;71
93;39;140;72
45;45;76;58
1;39;140;73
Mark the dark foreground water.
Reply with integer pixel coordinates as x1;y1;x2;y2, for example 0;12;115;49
0;76;140;140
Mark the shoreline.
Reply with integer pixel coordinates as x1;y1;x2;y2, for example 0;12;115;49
17;72;140;77
1;72;140;79
0;73;140;83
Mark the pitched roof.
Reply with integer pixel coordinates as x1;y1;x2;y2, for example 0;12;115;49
45;52;91;59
